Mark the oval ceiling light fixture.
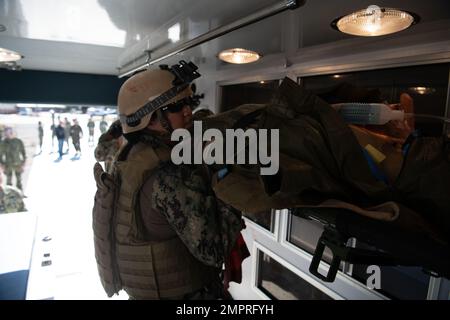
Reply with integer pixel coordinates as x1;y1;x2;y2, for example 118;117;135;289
218;48;261;64
331;5;420;37
409;86;436;95
0;47;23;62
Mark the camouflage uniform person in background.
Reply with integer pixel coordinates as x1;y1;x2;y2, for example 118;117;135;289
64;117;71;153
0;127;26;190
87;117;95;145
0;169;26;213
70;119;83;156
99;116;108;134
94;119;122;173
38;121;44;151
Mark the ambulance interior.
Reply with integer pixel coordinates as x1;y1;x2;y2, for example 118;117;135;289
0;0;450;300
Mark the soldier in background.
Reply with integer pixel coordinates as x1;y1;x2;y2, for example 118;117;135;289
87;116;95;146
38;121;44;153
0;127;26;190
70;118;83;157
0;167;26;213
94;119;122;173
54;121;66;160
64;117;71;153
99;116;108;134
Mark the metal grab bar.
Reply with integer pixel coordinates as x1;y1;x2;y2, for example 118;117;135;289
118;0;302;78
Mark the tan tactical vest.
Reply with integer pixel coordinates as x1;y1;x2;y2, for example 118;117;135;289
93;141;217;299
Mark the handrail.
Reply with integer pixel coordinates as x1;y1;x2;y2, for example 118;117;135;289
118;0;301;78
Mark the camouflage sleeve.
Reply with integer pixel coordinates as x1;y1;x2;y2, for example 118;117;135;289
94;140;108;161
151;164;242;268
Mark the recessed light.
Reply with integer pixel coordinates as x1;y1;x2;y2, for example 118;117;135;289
218;48;261;64
331;5;419;37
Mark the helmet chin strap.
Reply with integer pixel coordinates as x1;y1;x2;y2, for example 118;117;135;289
156;109;173;133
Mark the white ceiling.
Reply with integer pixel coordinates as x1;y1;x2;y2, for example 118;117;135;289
1;0;450;76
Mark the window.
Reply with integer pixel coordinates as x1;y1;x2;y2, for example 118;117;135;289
300;63;450;136
349;241;431;300
287;210;348;269
288;213;333;264
220;80;279;112
256;250;332;300
243;209;275;232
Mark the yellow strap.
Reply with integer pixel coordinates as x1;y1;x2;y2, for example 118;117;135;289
365;144;386;164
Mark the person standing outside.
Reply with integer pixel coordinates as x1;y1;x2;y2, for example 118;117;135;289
99;116;108;134
0;127;26;190
70;118;83;156
38;121;44;153
87;116;95;146
54;121;65;160
64;117;71;153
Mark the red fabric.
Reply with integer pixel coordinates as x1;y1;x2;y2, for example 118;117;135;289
224;232;250;290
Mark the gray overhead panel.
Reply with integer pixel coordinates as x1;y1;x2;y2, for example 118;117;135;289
1;0;450;75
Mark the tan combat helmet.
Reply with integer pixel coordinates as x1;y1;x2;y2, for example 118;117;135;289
118;60;200;134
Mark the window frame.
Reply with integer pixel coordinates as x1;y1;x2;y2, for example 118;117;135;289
252;242;344;300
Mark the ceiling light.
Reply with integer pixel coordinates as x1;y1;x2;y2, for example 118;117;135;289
409;87;435;95
218;48;261;64
331;5;419;37
168;23;180;43
0;48;23;62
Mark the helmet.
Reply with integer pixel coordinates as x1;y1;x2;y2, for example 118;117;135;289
118;68;193;134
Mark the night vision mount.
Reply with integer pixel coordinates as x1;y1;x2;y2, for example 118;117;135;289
121;60;201;128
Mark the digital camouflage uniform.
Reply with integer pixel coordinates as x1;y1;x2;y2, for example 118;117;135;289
0;137;26;190
0;185;26;213
140;133;243;268
150;160;243;268
94;120;122;173
94;136;120;173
